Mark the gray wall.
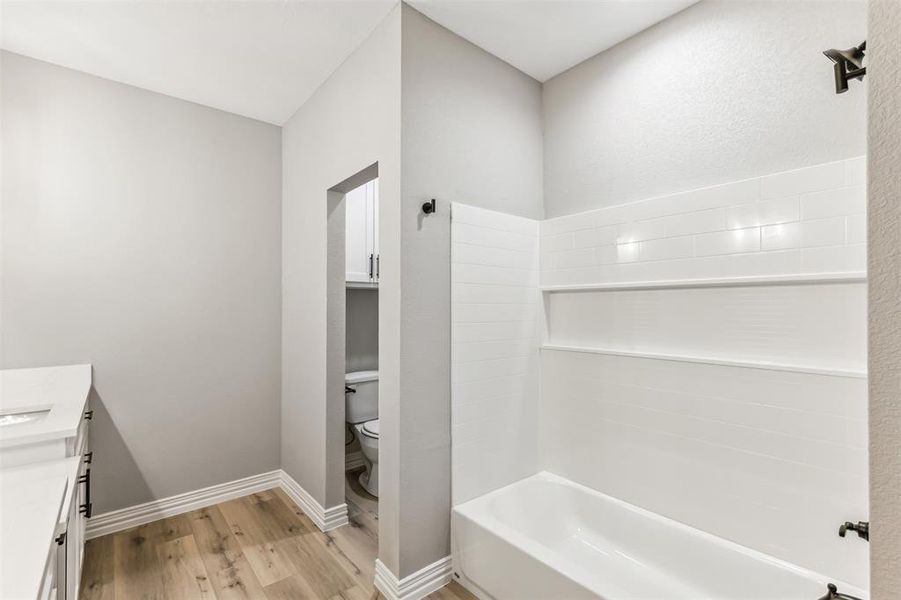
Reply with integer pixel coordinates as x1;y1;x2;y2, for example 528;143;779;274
0;52;282;513
542;0;867;217
868;2;901;597
346;289;378;372
398;5;543;577
281;7;402;572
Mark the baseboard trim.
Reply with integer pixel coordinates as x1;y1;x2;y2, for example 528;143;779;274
346;450;366;471
375;556;452;600
278;470;349;531
86;469;349;539
86;470;281;539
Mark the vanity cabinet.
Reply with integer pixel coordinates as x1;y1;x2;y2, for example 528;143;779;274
346;179;379;284
1;456;83;600
0;364;93;468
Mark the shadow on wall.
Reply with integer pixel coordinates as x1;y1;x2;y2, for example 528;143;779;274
90;388;152;515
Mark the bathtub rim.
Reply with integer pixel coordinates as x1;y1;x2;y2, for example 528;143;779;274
452;470;868;599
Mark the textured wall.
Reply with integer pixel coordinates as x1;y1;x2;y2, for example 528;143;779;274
399;4;543;577
0;51;282;513
542;0;866;217
867;1;901;597
280;6;401;549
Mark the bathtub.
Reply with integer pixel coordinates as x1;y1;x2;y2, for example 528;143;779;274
452;472;867;600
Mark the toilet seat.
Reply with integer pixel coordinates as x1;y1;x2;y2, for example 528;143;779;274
360;419;379;439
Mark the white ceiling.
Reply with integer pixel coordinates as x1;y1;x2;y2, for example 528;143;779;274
410;0;698;82
0;0;396;125
0;0;695;125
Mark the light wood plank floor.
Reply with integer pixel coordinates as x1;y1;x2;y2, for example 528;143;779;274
80;471;475;600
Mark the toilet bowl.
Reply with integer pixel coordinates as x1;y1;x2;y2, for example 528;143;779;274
345;370;379;497
354;419;379;497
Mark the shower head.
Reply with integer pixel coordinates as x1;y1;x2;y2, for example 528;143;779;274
823;41;866;94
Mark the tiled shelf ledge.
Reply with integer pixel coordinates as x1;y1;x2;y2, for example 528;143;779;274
539;271;866;293
540;344;867;379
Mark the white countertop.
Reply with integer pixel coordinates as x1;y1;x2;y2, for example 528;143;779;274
0;365;92;448
0;457;81;600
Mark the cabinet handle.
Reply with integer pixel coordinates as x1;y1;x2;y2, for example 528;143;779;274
79;468;92;518
368;253;374;280
84;410;94;420
55;531;67;546
376;254;380;279
84;452;93;464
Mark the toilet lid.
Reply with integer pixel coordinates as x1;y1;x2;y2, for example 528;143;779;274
361;419;379;439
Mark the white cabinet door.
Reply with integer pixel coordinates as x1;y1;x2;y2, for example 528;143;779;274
345;183;372;283
346;179;379;284
368;179;379;282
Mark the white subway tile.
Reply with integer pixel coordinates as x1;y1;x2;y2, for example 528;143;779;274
801;186;866;220
694;227;760;256
630;179;761;221
453;243;537;269
726;196;800;230
639;236;694;262
453;263;538;287
761;218;845;250
846;214;867;245
617;219;666;244
454;202;537;235
595;245;617;265
572;229;596;249
595;225;619;246
800;244;867;273
844;156;867;186
453;222;537;252
616;242;640;263
661;208;726;237
546;233;574;252
541;213;592;237
726;249;801;277
761;161;845;199
552;248;594;269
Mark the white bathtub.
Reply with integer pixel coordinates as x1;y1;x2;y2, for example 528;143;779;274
452;472;867;600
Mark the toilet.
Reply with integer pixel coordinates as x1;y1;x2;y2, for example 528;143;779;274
345;370;379;497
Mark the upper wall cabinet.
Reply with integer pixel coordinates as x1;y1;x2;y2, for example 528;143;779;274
346;179;379;285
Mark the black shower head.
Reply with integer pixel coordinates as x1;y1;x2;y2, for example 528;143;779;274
823;41;866;94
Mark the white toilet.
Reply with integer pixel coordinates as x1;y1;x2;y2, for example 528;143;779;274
345;370;379;497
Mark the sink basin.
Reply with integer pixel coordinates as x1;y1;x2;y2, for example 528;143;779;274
0;410;51;427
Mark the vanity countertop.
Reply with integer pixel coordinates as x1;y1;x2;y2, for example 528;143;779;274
0;364;92;448
0;456;81;599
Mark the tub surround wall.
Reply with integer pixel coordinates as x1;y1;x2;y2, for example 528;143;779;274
542;0;866;217
540;351;867;587
451;158;869;590
540;157;867;288
451;203;540;505
537;159;869;588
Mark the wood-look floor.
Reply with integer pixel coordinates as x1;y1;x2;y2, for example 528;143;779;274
79;471;475;600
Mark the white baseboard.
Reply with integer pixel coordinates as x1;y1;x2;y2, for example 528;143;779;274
86;470;281;539
375;556;452;600
346;450;366;471
86;469;349;539
278;470;349;531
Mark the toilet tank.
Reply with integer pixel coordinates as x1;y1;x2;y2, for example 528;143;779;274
345;370;378;424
